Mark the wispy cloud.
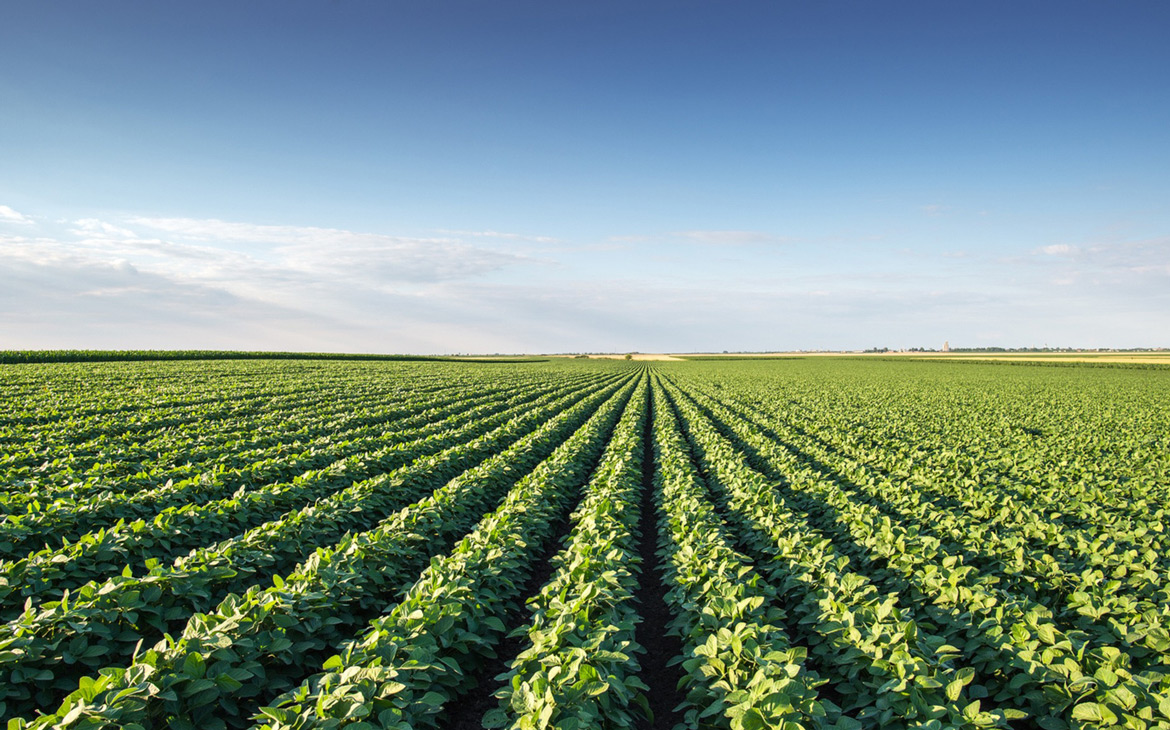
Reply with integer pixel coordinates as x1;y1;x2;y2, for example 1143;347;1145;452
0;253;360;351
70;218;140;239
3;207;1168;352
0;205;33;225
0;215;545;352
606;234;653;244
435;229;561;244
131;216;445;246
672;230;791;245
1032;236;1170;273
601;230;791;246
119;216;530;285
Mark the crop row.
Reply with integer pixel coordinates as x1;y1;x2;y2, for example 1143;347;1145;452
479;377;650;730
0;371;499;496
0;372;615;621
0;373;610;560
0;375;542;506
254;376;649;730
0;374;628;721
1;358;1165;730
0;362;535;489
697;382;1170;667
8;373;639;727
661;374;1170;730
705;371;1170;599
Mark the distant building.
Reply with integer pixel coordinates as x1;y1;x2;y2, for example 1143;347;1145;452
942;341;950;352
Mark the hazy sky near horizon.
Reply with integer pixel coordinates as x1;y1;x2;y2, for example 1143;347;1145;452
3;1;1168;353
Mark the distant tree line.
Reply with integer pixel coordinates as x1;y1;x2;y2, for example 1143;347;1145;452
0;350;541;365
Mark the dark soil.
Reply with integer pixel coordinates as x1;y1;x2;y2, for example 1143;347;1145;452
443;491;581;730
633;389;688;730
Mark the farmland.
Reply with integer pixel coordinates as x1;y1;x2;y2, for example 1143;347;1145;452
0;356;1168;730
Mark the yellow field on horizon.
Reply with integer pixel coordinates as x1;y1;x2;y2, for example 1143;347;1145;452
669;351;1170;364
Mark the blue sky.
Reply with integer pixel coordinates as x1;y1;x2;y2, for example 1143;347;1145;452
2;1;1168;352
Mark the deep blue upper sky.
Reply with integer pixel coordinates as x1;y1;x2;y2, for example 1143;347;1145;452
2;1;1168;351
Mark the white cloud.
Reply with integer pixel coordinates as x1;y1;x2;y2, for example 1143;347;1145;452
0;254;361;351
435;229;561;244
1031;237;1170;282
102;216;525;283
672;230;790;245
0;205;33;224
605;235;652;244
126;216;310;243
129;216;441;246
70;218;140;239
2;208;1168;352
0;214;549;352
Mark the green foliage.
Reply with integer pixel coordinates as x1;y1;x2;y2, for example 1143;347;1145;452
1;357;1167;730
251;379;643;729
647;383;826;730
483;380;650;730
0;377;619;718
0;350;499;365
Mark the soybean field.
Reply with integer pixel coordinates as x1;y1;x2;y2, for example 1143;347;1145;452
1;356;1168;730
